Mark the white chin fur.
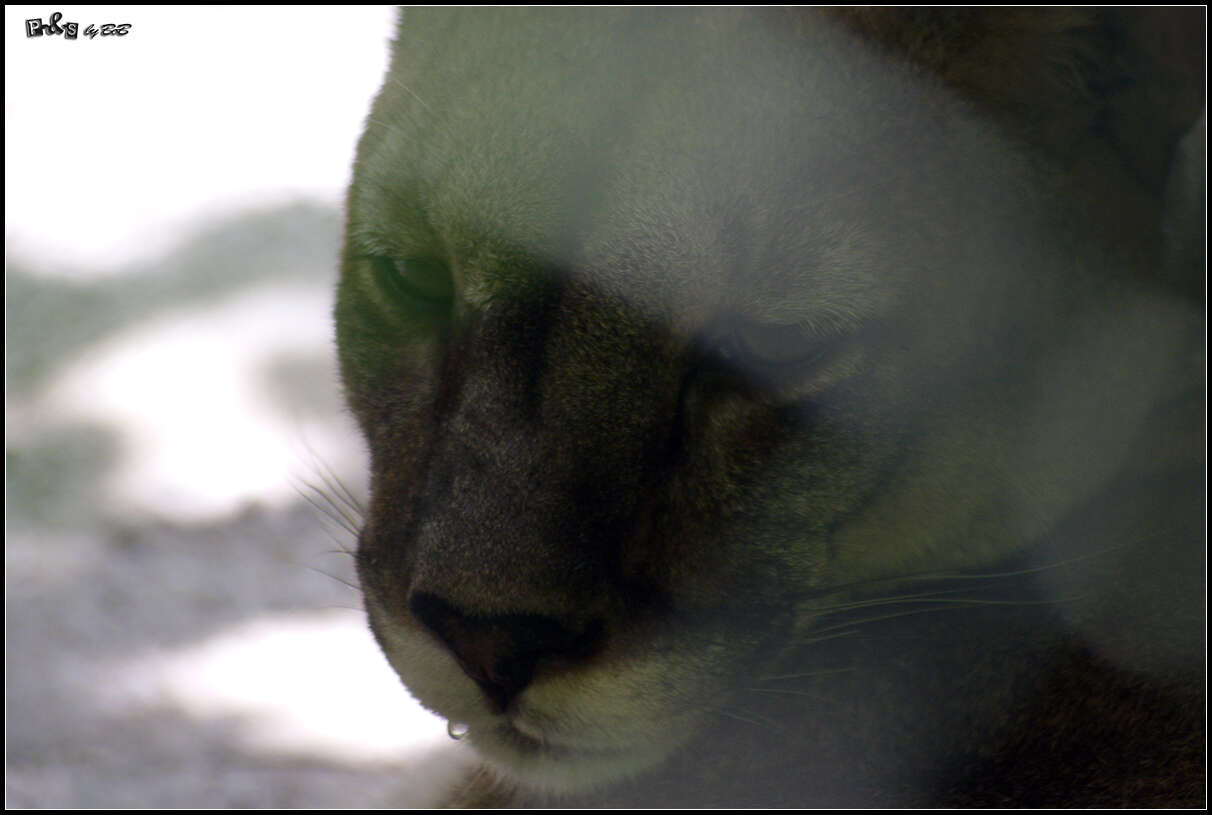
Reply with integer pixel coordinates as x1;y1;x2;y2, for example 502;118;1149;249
467;721;686;794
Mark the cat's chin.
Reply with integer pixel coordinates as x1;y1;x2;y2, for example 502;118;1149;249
464;718;685;794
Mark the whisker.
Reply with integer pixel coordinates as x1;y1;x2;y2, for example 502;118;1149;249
373;79;462;151
301;480;363;538
798;538;1156;601
812;593;1085;616
743;687;840;704
314;456;365;518
296;482;361;540
809;585;988;614
317;602;367;614
306;505;358;553
312;514;358;558
714;707;785;733
292;432;366;521
305;564;361;593
759;667;856;682
798;628;861;646
802;595;1084;643
387;76;438;118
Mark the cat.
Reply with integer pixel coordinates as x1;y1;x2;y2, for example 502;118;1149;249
335;8;1205;806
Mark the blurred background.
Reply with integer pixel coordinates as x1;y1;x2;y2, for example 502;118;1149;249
5;6;475;806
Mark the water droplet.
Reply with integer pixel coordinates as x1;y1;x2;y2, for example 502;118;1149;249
447;720;470;740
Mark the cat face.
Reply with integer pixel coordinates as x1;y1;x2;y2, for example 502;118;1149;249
336;8;1203;800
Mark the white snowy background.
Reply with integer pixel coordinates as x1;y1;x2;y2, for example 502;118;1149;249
5;6;475;806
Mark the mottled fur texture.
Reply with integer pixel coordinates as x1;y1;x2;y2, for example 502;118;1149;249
335;8;1205;807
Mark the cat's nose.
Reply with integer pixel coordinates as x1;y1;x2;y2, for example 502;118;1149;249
408;591;604;712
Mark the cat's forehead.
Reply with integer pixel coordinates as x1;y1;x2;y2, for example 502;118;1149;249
353;8;993;330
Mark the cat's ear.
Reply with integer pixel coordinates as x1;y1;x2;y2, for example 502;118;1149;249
827;8;1206;194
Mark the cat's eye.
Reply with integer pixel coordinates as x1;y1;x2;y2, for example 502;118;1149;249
720;320;845;380
702;315;862;397
731;322;818;368
369;256;454;313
